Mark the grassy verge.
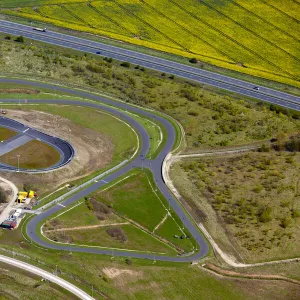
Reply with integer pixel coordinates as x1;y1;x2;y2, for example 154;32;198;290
0;261;77;299
0;140;60;169
41;168;194;254
1;34;299;154
1;0;300;88
1;222;299;299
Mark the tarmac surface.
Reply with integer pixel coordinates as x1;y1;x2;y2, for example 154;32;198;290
0;115;74;172
0;20;299;111
0;78;209;262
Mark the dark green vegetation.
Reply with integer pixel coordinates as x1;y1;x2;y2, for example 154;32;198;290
1;36;299;152
0;126;17;141
172;149;300;263
0;140;60;169
0;261;77;299
44;169;194;254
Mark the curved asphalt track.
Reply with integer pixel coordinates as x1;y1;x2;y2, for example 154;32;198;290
0;115;74;172
0;20;299;110
0;78;209;262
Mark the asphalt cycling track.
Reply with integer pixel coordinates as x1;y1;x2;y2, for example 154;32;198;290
0;78;209;262
0;115;74;172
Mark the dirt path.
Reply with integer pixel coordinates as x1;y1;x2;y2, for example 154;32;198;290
153;213;168;233
44;222;129;232
202;263;300;286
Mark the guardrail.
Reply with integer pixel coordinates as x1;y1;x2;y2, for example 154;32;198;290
37;159;128;211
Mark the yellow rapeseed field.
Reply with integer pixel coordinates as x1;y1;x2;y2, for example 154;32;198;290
2;0;299;87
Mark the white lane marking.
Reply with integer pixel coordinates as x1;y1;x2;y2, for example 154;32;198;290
101;180;108;183
23;128;29;133
57;203;65;207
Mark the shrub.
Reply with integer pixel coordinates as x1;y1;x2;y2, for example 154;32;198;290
106;227;127;242
120;61;130;68
259;207;272;223
125;258;132;265
291;209;300;218
280;217;292;228
4;35;11;40
258;143;270;152
189;57;198;63
188;110;199;116
169;75;175;79
85;198;94;210
15;35;24;43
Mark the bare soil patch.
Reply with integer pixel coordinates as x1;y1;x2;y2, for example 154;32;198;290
0;88;40;94
102;267;142;279
0;109;114;193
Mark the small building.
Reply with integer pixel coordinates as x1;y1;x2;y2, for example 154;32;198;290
0;220;17;229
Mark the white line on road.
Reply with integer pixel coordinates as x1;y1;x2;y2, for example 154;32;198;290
101;180;108;183
57;203;65;207
23;128;29;133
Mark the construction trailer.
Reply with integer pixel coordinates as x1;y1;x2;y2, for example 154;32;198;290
0;219;17;229
16;190;37;203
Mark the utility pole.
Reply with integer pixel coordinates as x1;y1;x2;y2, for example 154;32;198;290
17;154;20;171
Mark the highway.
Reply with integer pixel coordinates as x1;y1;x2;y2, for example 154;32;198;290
0;115;74;172
0;20;299;111
0;20;299;262
0;78;209;262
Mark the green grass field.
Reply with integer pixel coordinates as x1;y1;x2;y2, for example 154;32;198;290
0;139;61;169
46;169;195;253
1;0;300;87
0;126;17;141
45;223;177;255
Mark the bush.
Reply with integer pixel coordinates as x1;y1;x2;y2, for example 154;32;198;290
120;61;130;68
15;35;24;43
188;110;199;116
280;217;292;228
85;197;94;210
291;209;300;218
169;75;175;79
259;207;272;223
106;227;127;242
4;35;11;40
189;57;198;63
125;258;132;265
258;143;270;152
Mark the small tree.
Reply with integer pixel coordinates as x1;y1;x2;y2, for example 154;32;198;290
4;35;11;40
15;35;24;43
189;57;198;64
120;61;130;68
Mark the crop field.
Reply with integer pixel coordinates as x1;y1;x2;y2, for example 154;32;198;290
0;140;61;169
1;0;300;86
171;148;300;263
